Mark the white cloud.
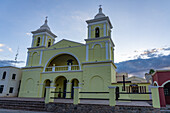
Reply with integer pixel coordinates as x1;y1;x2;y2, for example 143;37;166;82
8;47;13;52
0;44;5;47
26;33;31;36
0;49;3;52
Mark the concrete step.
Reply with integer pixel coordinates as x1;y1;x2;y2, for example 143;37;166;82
0;99;46;111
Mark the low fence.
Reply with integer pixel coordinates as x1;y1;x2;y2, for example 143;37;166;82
45;86;160;108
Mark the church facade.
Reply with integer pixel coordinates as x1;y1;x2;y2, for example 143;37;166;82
19;7;116;98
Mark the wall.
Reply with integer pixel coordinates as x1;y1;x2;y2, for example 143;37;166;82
0;67;21;97
112;83;150;100
45;103;160;113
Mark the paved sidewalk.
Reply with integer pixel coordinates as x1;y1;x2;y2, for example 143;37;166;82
0;109;52;113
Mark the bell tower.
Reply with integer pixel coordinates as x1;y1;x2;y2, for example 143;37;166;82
26;17;57;67
86;5;113;39
85;6;115;62
31;17;57;48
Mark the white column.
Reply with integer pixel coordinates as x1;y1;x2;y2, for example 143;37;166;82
104;23;106;36
26;52;30;66
88;25;91;39
110;43;111;60
86;44;89;61
106;41;108;60
42;35;44;46
39;50;43;65
45;35;48;46
113;48;114;63
31;36;34;47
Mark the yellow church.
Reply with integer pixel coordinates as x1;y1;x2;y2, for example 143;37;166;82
19;7;117;99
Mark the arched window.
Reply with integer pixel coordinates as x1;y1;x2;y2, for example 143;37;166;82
2;71;6;79
36;37;40;46
48;39;51;47
95;27;100;38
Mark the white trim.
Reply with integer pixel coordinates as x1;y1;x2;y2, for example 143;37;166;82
150;86;159;88
39;83;45;85
88;25;91;38
26;52;30;66
46;86;56;89
93;26;101;30
109;43;111;60
92;43;102;48
43;52;82;72
86;44;89;61
153;81;159;86
42;35;44;45
84;65;111;68
42;70;83;74
108;86;117;89
66;82;72;84
78;83;83;85
88;20;107;26
33;32;55;39
105;41;108;60
50;83;55;85
31;36;34;47
161;80;170;87
112;48;114;62
22;69;42;71
73;87;82;89
45;35;47;46
30;51;40;56
104;23;106;36
39;50;43;65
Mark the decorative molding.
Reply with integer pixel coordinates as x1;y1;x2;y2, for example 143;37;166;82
30;51;40;56
22;66;43;69
45;35;47;46
104;23;106;36
108;86;117;89
73;87;82;89
45;86;56;89
39;83;45;85
39;50;43;65
42;35;44;45
92;43;102;48
161;80;170;87
33;32;55;40
41;70;83;74
153;81;159;86
88;25;91;38
106;41;108;60
86;44;89;61
109;42;111;60
84;65;111;68
31;36;34;47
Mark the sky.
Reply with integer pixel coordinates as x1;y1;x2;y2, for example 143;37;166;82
0;0;170;77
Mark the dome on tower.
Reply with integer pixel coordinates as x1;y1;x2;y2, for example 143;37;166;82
31;17;57;38
94;6;106;19
37;17;50;31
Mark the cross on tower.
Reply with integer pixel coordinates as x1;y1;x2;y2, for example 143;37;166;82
46;16;48;20
99;5;102;8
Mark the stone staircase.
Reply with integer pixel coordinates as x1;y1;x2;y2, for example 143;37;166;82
0;99;46;111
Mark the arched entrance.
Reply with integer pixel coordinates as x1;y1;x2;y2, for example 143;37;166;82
43;79;51;97
164;82;170;105
71;79;79;98
55;76;67;98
